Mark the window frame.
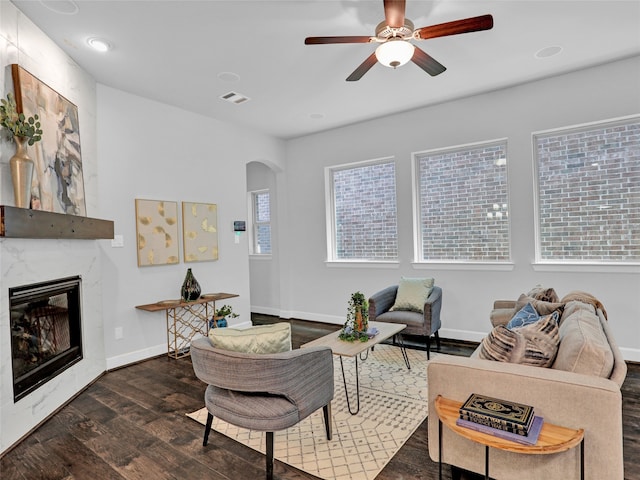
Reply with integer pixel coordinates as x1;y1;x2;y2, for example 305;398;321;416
532;114;640;268
248;189;271;256
412;138;512;266
324;156;399;264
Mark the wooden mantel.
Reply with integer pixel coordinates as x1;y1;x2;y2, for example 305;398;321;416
0;205;114;239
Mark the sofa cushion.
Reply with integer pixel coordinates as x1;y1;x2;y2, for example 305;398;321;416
490;308;514;327
479;312;560;367
514;293;564;316
390;277;434;313
506;302;539;329
552;302;613;377
208;323;292;354
527;286;560;303
561;291;608;320
560;300;595;321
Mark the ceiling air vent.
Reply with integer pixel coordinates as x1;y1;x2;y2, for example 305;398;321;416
220;91;250;105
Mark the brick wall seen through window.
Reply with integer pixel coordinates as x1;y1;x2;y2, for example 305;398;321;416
415;141;510;262
252;190;271;254
535;117;640;262
330;160;397;260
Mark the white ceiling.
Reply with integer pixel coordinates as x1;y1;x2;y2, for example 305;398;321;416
10;0;640;140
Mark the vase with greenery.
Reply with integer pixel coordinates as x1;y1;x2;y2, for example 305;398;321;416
210;304;239;328
0;93;43;208
339;291;370;342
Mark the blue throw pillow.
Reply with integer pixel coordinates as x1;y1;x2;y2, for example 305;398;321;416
506;303;540;330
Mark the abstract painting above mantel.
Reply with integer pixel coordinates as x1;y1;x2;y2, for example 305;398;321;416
12;64;86;216
182;202;218;262
135;199;179;267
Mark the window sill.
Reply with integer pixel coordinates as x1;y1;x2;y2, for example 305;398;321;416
412;262;514;271
249;254;272;261
325;260;399;268
533;262;640;274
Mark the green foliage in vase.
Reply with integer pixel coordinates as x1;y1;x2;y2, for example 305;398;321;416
215;304;239;318
0;93;43;145
339;291;370;342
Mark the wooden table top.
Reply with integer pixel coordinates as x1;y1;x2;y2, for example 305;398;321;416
435;395;584;455
301;321;406;357
135;293;239;312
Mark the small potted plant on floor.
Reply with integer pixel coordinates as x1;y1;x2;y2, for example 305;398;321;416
210;304;239;328
339;291;373;342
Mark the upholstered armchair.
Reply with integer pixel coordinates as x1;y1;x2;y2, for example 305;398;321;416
190;336;334;480
369;284;442;358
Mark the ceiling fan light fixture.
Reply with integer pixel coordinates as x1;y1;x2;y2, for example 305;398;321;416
375;39;415;69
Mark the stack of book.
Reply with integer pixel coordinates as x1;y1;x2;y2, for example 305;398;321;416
456;393;544;445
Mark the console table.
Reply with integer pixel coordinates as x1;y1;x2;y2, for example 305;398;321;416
136;293;238;359
435;395;584;480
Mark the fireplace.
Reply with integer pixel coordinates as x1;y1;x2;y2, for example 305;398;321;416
9;276;83;402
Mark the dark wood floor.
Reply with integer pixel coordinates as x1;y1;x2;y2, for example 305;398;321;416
1;316;638;480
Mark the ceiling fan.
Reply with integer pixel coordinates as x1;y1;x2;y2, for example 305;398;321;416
304;0;493;81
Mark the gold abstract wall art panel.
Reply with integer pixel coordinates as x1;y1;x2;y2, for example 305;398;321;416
135;199;180;267
182;202;219;262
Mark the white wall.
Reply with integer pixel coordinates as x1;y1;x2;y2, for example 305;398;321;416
256;56;640;361
0;3;107;452
247;161;281;315
96;86;285;368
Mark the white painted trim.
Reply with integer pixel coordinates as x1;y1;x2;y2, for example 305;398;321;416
249;254;273;261
106;344;167;370
620;347;640;363
250;305;282;317
325;261;400;268
412;262;514;271
532;262;640;274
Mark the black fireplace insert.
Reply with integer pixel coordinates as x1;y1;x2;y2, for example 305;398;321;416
10;276;83;402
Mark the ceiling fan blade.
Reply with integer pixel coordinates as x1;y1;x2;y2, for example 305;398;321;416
346;53;378;82
383;0;406;28
411;47;446;76
415;14;493;40
305;36;374;45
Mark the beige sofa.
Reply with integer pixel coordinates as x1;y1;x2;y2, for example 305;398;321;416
427;297;627;480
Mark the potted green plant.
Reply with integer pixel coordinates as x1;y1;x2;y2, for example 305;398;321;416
1;92;43;209
339;291;371;342
210;304;239;328
0;93;42;145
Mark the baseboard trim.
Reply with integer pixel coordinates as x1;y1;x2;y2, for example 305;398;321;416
106;344;168;370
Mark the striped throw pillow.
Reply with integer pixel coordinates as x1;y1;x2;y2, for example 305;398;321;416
479;312;560;367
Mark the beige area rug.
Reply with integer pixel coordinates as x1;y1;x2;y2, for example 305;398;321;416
187;344;433;480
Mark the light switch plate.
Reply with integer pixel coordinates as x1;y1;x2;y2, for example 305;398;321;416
111;235;124;248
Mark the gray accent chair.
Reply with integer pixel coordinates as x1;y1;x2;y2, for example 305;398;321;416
190;337;334;480
368;285;442;359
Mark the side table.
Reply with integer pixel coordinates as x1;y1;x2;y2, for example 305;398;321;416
136;293;238;359
435;395;584;480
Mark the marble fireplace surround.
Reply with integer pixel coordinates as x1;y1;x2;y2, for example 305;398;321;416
0;210;114;453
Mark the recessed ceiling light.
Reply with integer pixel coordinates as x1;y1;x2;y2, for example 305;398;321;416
87;37;111;52
217;72;240;82
535;46;563;59
39;0;79;15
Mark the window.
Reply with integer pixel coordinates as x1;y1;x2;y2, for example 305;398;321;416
414;140;510;262
250;190;271;254
326;158;398;261
534;116;640;263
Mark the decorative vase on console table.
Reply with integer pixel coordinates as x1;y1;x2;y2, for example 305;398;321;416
10;136;34;209
181;268;201;302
